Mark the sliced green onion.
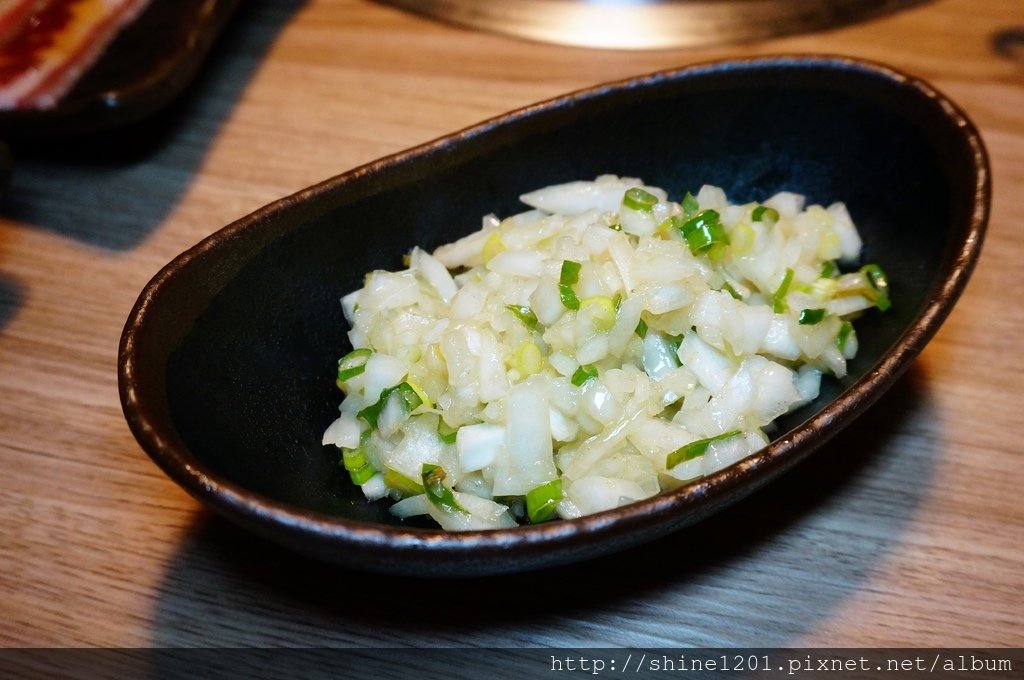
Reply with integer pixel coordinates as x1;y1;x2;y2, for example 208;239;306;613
860;263;892;311
560;260;581;285
357;381;423;427
821;260;838;279
559;284;580;310
836;321;855;353
681;191;699;216
635;318;648;338
666;430;743;469
336;347;372;384
342;448;369;472
357;393;388;428
348;464;377;485
422;463;468;515
728;222;756;255
571;363;598;387
341;448;375;489
482;231;505;263
396;381;424;411
526;478;563;523
405;380;433;409
506;304;540;330
657;215;681;233
516;341;543;375
752;205;780;223
581;296;616;331
559;260;582;310
608;222;622;231
680;209;729;258
384;468;424;496
721;281;743;300
356;389;391;428
798;308;826;325
773;267;794;313
622;187;658;213
437;419;458;445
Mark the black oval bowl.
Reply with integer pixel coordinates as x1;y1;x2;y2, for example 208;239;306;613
119;56;989;577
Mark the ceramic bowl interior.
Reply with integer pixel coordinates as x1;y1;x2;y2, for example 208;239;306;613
119;56;988;577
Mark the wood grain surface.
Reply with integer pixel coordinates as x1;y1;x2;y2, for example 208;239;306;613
0;0;1022;650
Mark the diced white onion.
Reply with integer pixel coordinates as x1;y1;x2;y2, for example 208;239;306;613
328;175;878;530
410;247;458;303
321;413;361;448
360;473;389;502
361;354;409;399
566;476;648;515
457;423;505;473
493;377;557;496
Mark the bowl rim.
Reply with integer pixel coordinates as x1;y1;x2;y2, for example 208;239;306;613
118;54;990;564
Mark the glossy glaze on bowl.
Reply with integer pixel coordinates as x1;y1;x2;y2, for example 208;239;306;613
119;56;989;577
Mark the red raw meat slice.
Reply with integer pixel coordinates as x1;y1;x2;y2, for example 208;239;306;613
0;0;53;46
0;0;153;110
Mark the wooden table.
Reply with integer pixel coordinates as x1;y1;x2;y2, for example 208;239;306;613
1;0;1021;650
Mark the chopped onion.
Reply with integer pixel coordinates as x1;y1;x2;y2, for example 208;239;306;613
327;175;884;530
321;412;361;448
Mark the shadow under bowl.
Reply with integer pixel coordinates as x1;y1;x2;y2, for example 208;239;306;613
119;55;989;577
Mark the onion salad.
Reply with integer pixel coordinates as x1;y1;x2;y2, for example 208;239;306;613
322;175;891;531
